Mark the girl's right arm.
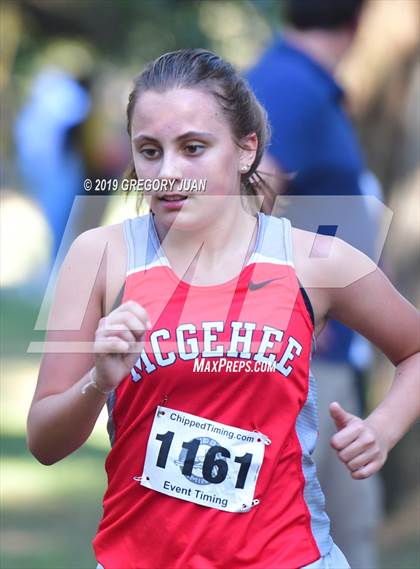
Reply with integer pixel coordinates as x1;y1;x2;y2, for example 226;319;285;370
27;226;149;465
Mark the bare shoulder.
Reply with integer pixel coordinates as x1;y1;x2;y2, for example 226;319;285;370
52;221;127;326
291;226;377;289
291;226;419;365
71;222;125;256
32;222;128;401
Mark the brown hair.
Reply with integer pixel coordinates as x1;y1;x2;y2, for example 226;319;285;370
124;48;273;209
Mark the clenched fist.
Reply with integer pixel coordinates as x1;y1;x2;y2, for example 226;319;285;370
93;300;151;393
329;402;389;480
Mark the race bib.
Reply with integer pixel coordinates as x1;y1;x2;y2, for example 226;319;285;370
135;406;270;513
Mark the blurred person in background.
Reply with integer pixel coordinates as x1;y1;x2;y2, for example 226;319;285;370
247;1;383;567
15;67;91;264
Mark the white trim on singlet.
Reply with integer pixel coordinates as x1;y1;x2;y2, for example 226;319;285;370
127;258;171;276
125;213;297;276
127;253;295;277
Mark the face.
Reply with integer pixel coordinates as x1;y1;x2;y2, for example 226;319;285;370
130;87;257;231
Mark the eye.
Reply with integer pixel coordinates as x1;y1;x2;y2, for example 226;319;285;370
139;146;161;159
184;143;205;156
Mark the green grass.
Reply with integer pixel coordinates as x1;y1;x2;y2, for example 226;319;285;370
0;290;43;356
1;432;107;569
1;284;109;569
380;540;420;569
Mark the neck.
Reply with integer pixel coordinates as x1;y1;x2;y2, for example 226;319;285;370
283;27;353;73
153;198;258;277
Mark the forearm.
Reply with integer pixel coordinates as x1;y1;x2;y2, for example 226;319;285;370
365;351;420;451
27;369;108;465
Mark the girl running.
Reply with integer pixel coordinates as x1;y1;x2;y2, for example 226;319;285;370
27;49;419;569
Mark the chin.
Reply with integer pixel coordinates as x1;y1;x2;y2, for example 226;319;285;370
154;201;214;233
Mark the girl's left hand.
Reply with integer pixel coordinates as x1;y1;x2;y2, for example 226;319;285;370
329;402;389;479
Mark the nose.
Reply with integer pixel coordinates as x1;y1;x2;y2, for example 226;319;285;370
158;152;182;183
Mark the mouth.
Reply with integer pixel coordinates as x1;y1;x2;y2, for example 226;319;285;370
157;193;188;210
158;194;188;202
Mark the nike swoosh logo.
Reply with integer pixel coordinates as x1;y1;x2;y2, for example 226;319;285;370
248;277;283;291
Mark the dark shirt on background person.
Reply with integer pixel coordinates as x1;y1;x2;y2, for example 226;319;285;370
246;35;379;368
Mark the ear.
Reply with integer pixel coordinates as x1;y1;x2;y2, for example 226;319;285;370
239;132;258;172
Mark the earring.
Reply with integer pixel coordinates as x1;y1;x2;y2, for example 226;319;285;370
241;164;251;173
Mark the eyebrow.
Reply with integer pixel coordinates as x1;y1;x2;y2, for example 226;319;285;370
133;131;216;144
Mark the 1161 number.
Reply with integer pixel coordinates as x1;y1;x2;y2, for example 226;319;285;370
156;431;253;488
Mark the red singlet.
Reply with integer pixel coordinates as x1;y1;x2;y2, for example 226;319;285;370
93;213;332;569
